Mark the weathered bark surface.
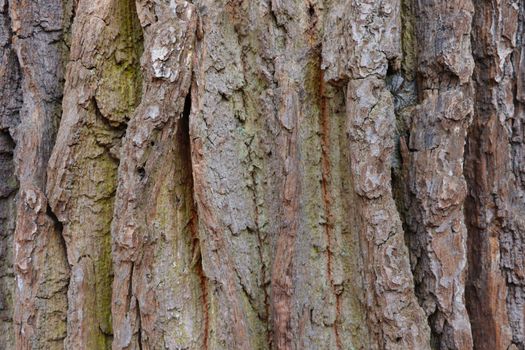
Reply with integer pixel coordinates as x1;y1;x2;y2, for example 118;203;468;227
46;0;142;347
2;0;525;349
465;1;525;349
0;1;20;348
5;0;71;348
323;1;430;348
402;1;475;349
111;2;202;349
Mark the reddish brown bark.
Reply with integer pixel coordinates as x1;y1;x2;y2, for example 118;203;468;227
3;0;525;349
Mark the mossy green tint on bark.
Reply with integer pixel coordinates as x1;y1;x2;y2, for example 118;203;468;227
46;0;143;347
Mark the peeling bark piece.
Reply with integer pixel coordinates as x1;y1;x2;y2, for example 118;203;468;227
415;0;474;86
111;2;204;349
14;188;69;350
46;0;142;348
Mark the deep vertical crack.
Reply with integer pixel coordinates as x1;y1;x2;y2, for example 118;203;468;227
318;68;342;350
183;89;209;350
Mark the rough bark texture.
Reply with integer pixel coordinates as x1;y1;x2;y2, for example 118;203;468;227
6;0;71;348
404;1;475;349
2;0;525;349
46;0;142;347
0;1;20;347
111;2;202;349
465;1;525;349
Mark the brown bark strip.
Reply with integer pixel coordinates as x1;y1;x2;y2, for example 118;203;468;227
190;133;253;350
7;0;70;348
267;12;307;343
189;40;254;350
323;0;430;349
465;1;525;349
323;80;372;350
272;78;300;350
271;3;345;348
189;1;278;349
404;1;475;348
220;3;280;349
347;77;430;350
111;2;203;349
46;0;142;347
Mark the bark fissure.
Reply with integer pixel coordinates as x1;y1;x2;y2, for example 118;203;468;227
318;67;342;350
245;130;271;346
0;130;17;350
187;90;210;350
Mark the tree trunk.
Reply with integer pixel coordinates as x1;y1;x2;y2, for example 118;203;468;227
1;0;525;349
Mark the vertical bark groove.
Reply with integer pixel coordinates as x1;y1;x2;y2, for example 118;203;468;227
318;68;342;350
0;132;17;350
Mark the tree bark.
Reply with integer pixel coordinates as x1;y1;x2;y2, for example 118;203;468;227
1;0;525;349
